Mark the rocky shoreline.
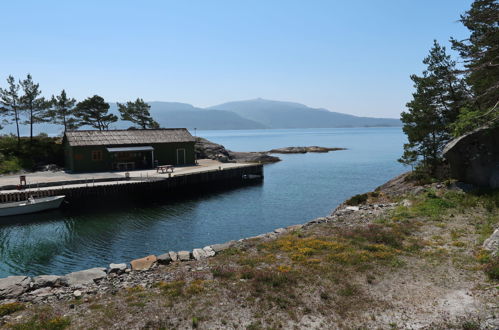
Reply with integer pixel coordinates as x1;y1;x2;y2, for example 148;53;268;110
0;190;403;305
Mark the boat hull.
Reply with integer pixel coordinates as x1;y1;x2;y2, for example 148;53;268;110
0;196;65;217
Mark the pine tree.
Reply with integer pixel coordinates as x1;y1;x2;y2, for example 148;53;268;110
0;76;22;148
117;98;159;129
74;95;117;130
451;0;499;110
48;90;78;132
399;41;468;174
19;74;50;143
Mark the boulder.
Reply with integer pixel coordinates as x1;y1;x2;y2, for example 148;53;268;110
483;229;499;256
203;246;216;257
157;253;172;264
32;275;66;289
274;228;286;234
177;251;191;261
192;248;207;260
443;126;499;188
130;255;157;271
168;251;178;262
0;276;31;299
64;268;107;287
211;242;234;253
109;263;127;274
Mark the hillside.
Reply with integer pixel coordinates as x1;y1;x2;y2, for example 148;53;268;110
210;98;402;128
0;99;400;136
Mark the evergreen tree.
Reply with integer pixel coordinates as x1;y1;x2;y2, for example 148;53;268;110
399;41;468;174
74;95;117;130
48;90;78;132
19;74;50;143
117;98;159;129
451;0;499;110
0;76;22;147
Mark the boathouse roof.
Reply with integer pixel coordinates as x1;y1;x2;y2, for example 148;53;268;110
64;129;196;147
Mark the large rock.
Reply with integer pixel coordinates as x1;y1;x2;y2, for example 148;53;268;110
177;251;191;261
130;255;157;271
64;268;107;287
0;276;31;299
168;251;178;262
32;275;66;289
443;126;499;188
483;229;499;256
192;248;207;260
109;263;127;274
195;137;280;164
157;253;172;264
211;242;234;253
268;146;346;154
203;246;216;257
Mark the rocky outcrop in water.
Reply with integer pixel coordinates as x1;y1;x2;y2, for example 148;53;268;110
443;125;499;188
195;137;280;164
268;146;346;154
195;138;345;164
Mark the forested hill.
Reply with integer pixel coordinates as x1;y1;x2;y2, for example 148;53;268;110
209;98;402;128
0;99;401;136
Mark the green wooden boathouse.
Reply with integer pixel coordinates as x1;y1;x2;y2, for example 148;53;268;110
63;129;196;172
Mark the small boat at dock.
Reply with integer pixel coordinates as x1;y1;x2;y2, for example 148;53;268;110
0;195;65;217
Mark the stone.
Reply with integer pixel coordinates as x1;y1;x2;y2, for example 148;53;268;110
169;251;178;262
345;206;360;211
192;248;207;260
211;242;233;253
130;255;157;271
157;253;172;264
29;287;53;297
287;224;303;231
0;276;31;299
177;251;191;261
32;275;66;289
443;126;499;188
274;228;286;234
401;199;412;207
64;268;107;287
73;290;82;298
109;263;127;274
203;246;216;257
483;229;499;256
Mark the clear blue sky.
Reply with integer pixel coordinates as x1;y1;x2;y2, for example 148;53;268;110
0;0;472;118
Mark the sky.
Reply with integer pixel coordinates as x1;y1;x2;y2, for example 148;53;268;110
0;0;473;118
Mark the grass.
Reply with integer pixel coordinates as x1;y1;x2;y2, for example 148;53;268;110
0;302;25;316
10;316;70;330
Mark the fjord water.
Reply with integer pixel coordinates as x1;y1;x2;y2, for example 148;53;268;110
0;127;406;277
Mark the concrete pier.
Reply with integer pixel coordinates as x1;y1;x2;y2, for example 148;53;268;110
0;161;263;204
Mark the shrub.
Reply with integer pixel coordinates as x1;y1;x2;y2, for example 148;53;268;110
0;302;25;316
346;193;368;206
483;256;499;281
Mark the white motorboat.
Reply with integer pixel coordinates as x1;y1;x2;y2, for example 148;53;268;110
0;195;65;217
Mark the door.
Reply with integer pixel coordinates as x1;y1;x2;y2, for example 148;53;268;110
176;148;186;165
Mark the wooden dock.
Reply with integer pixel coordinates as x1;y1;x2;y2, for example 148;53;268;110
0;164;263;204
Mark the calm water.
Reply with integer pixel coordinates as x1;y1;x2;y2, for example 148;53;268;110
0;127;406;277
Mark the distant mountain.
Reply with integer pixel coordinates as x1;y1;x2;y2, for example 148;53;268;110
114;102;267;130
0;99;400;136
209;98;401;128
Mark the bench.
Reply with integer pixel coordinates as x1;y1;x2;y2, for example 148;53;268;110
156;165;174;174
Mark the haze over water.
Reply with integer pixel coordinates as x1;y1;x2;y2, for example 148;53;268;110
0;127;406;277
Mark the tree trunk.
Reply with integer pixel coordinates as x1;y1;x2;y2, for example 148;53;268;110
14;108;20;149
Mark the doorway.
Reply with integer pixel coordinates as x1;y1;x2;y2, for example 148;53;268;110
176;148;186;165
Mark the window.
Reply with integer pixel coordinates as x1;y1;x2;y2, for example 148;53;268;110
91;150;103;161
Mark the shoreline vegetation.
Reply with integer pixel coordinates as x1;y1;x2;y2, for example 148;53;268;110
0;173;497;328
